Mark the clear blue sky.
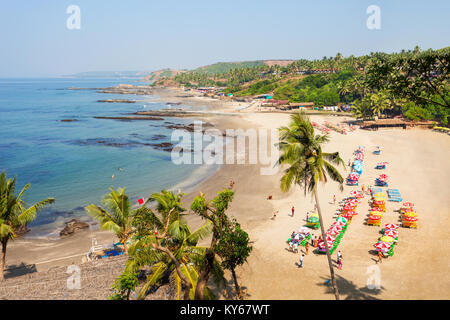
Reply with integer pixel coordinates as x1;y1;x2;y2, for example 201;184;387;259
0;0;449;77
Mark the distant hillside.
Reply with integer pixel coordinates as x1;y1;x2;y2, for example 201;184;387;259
142;69;185;82
193;60;295;74
193;61;265;74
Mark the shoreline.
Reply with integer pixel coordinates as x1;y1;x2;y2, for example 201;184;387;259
3;87;450;300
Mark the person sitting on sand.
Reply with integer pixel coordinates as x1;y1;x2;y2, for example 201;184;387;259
267;195;273;200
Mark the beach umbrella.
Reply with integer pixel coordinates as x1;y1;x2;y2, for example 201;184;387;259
341;212;354;219
403;211;417;217
370;212;383;217
380;236;394;243
403;216;418;222
333;221;347;227
350;190;361;197
375;242;392;252
384;229;398;238
356;153;364;160
373;200;385;206
373;192;385;197
384;223;399;230
308;216;320;223
318;241;334;249
379;174;388;181
368;215;381;220
330;225;343;231
371;207;383;212
403;202;414;207
348;173;359;181
337;217;348;223
298;227;310;234
327;229;340;236
346;198;360;204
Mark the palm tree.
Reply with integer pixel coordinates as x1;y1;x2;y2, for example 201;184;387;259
0;171;55;281
125;190;222;300
277;113;345;300
85;187;135;251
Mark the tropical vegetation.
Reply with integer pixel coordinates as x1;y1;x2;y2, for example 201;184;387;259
0;171;55;281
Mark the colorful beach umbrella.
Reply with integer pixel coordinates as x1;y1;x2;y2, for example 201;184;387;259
298;227;310;234
403;202;414;207
307;216;320;223
373;192;386;198
333;221;347;227
385;223;399;230
403;211;417;217
384;229;398;238
380;236;394;242
348;173;359;181
368;215;381;220
371;207;383;212
341;212;354;219
337;217;348;223
403;216;418;222
375;242;392;252
327;229;340;236
330;225;343;231
356;153;364;160
318;240;334;248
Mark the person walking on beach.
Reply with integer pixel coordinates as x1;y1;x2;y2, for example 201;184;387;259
337;251;343;270
377;251;383;264
362;184;366;194
306;211;309;222
299;254;304;268
305;242;309;255
291;206;295;217
333;194;336;205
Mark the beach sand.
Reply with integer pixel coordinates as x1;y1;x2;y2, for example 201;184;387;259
3;90;450;300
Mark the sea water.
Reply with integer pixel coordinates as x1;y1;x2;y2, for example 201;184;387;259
0;78;218;238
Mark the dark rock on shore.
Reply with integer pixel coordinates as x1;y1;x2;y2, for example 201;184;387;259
151;134;167;140
150;142;174;152
94;116;164;121
60;219;89;237
97;99;136;103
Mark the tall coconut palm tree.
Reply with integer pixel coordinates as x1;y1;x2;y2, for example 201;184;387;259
277;113;345;300
0;171;55;281
85;187;135;251
125;190;222;300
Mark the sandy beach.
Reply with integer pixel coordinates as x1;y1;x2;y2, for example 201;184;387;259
2;88;450;300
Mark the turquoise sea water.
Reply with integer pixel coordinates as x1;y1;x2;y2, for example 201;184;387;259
0;78;217;238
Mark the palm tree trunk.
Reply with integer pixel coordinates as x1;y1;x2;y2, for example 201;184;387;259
0;240;7;281
314;190;340;300
194;248;215;300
